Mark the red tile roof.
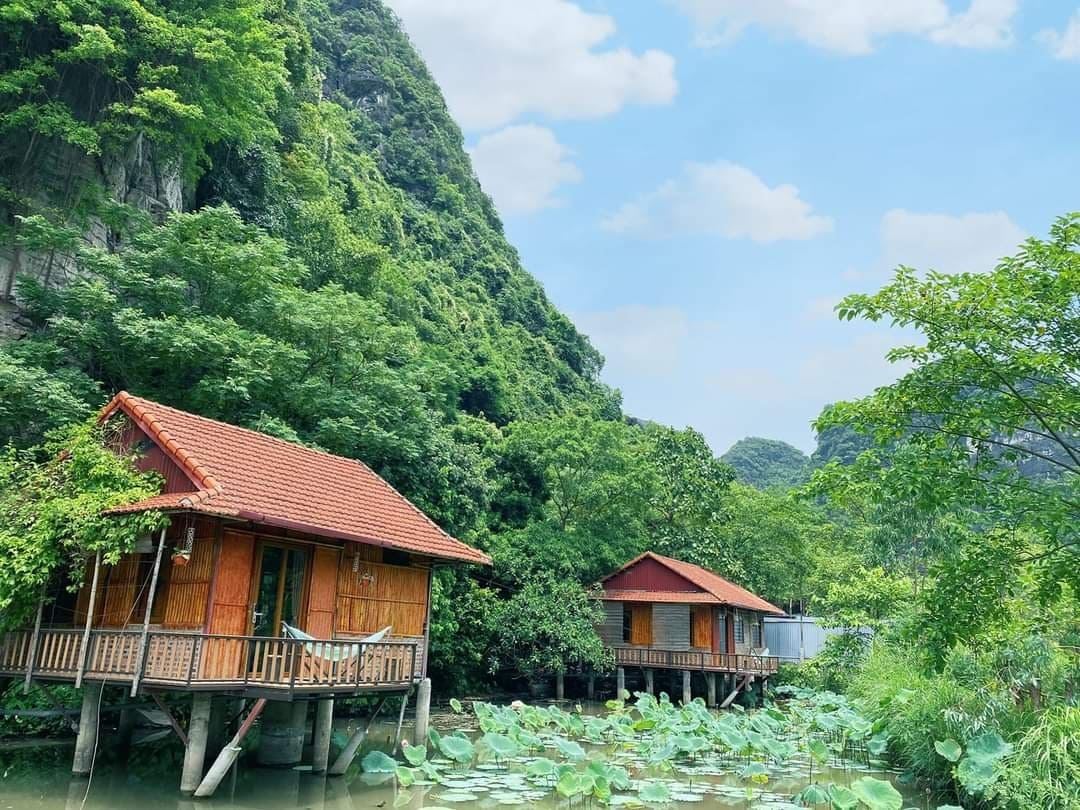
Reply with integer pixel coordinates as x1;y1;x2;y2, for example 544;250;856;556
602;589;719;604
101;392;491;565
600;551;783;614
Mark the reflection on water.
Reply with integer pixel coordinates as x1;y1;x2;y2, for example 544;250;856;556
0;708;947;810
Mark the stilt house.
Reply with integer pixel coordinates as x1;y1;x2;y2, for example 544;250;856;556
0;392;491;697
597;552;783;684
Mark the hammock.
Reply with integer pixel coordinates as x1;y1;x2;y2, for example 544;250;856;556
281;623;391;663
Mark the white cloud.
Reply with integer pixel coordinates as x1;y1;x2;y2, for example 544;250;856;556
805;295;843;321
881;209;1026;274
386;0;677;131
469;126;581;215
1037;10;1080;60
573;305;691;378
671;0;1017;54
601;161;833;242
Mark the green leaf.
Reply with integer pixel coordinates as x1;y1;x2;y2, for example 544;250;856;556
637;781;671;804
795;783;830;805
826;784;859;810
934;738;962;763
449;697;463;714
395;766;415;787
361;750;398;774
849;776;903;810
437;734;475;764
401;740;427;767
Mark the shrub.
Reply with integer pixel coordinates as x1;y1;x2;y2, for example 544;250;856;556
993;706;1080;810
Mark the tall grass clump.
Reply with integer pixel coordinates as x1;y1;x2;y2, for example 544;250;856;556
993;705;1080;810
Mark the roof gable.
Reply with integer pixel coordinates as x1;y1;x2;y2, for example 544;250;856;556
600;551;783;614
102;392;491;565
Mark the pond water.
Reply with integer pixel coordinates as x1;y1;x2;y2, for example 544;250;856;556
0;702;953;810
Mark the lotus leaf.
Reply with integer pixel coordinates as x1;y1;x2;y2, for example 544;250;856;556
933;739;962;763
361;750;398;774
849;776;902;810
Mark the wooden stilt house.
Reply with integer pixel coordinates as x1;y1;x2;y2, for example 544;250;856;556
0;392;491;698
597;552;783;678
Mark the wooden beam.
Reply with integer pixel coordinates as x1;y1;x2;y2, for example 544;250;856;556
193;698;267;798
329;695;387;776
74;551;102;689
151;693;189;747
131;526;167;696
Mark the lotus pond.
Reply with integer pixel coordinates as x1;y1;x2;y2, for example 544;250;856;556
358;689;958;810
0;690;962;810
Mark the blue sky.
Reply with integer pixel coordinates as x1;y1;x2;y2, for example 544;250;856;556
388;0;1080;454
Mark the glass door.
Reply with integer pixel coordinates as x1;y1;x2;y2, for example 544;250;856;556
251;543;309;637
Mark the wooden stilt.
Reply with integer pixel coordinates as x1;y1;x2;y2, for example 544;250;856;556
393;690;409;753
587;673;595;701
644;668;654;695
23;589;44;694
616;667;626;697
682;670;692;705
555;672;565;700
706;672;717;708
151;693;188;746
74;551;102;689
720;674;752;708
329;695;387;776
72;681;103;776
193;698;266;798
130;527;167;696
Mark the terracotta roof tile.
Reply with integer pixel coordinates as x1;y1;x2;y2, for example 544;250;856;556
601;551;783;614
102;392;490;565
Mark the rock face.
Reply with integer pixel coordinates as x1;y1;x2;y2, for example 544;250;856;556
0;133;184;338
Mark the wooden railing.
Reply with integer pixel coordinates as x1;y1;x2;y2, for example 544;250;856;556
611;645;779;675
0;629;421;694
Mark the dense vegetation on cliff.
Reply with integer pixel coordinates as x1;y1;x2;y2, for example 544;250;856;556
720;436;810;490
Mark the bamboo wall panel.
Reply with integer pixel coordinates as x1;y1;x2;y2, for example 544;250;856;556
627;603;652;646
162;536;214;629
690;605;712;650
652;604;690;650
335;549;428;636
598;601;623;645
305;546;340;638
98;555;141;627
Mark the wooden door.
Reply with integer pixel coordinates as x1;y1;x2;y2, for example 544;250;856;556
202;532;255;679
690;605;712;649
305;546;340;639
628;604;653;646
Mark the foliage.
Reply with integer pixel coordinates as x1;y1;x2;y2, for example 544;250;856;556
993;705;1080;809
721;436;810;490
0;417;166;626
487;574;612;682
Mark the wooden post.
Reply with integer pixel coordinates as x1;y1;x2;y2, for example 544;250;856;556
413;677;431;746
616;667;626;697
705;672;717;708
74;551;102;689
555;672;565;700
311;698;334;774
72;681;103;775
180;693;213;795
329;696;386;776
682;670;692;705
23;588;45;693
644;668;654;695
193;698;267;798
131;527;167;696
586;673;595;701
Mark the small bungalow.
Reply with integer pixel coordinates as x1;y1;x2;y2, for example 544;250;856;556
596;552;783;706
0;392;490;794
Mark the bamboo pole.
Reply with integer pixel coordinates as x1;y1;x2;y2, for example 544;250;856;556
193;698;267;798
131;527;167;696
329;695;386;776
23;587;45;693
74;551;102;689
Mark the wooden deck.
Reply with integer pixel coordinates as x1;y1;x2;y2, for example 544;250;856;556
0;628;420;697
611;645;779;676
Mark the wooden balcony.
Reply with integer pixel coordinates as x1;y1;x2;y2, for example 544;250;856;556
610;645;779;676
0;628;420;698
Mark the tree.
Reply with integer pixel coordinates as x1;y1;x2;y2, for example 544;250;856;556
0;418;166;627
816;214;1080;597
488;574;611;685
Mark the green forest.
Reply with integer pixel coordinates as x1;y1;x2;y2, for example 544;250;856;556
0;1;1077;808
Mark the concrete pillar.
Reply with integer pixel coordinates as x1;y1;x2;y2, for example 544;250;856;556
413;677;431;746
587;674;595;701
555;672;565;700
616;667;626;697
312;699;334;774
682;671;692;705
644;668;654;695
257;700;306;767
207;698;227;759
706;672;717;708
116;706;136;752
72;681;103;776
180;693;213;795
